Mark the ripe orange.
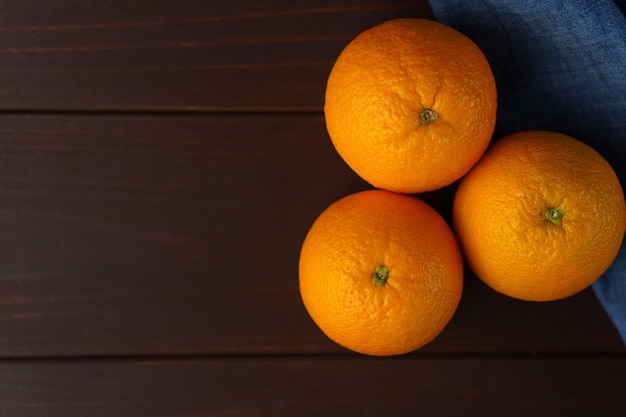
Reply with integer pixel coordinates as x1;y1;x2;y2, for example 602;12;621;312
453;130;626;301
324;18;497;194
299;189;464;356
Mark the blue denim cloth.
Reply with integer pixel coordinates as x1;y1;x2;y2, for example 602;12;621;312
428;0;626;342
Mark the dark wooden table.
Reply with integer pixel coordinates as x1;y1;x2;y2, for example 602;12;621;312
1;1;624;415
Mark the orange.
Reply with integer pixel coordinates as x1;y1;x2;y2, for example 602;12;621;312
324;18;497;193
298;189;464;356
453;130;626;301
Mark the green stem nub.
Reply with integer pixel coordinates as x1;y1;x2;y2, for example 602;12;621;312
419;108;438;125
543;207;564;225
372;265;390;287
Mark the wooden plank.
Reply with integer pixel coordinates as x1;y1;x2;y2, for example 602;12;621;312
0;0;433;112
0;355;624;416
0;114;623;357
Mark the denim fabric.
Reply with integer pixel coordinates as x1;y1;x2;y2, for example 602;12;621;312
428;0;626;342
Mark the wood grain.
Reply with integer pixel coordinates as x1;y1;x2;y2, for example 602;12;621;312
0;114;622;357
0;0;433;112
1;356;624;416
1;1;625;415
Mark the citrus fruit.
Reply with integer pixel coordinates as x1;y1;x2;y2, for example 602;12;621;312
324;18;497;193
453;130;626;301
299;189;464;356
